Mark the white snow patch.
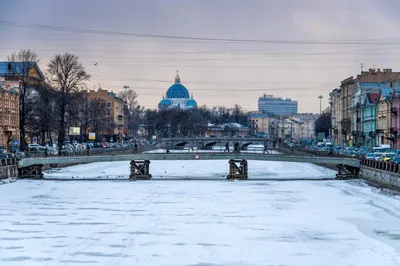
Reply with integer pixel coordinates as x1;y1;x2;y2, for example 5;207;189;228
43;160;333;180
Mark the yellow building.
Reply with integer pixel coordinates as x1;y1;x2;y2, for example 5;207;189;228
376;89;393;146
0;79;20;149
87;88;125;139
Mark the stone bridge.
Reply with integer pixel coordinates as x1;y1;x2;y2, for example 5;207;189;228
160;137;273;150
17;153;360;180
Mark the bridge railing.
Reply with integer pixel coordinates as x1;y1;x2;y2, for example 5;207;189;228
145;146;277;154
0;158;17;166
25;146;154;158
361;158;400;174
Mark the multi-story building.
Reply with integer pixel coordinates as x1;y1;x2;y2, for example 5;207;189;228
87;88;125;141
248;113;273;135
0;79;20;150
390;88;400;149
290;114;318;140
258;94;298;116
331;68;400;148
330;88;341;145
362;92;379;149
351;82;388;147
376;88;393;146
340;77;356;146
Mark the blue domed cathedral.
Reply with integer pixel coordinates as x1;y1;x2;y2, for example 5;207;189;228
158;71;198;110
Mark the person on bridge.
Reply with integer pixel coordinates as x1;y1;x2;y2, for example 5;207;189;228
134;142;138;153
224;142;230;152
86;143;91;156
166;145;171;154
234;142;240;153
264;144;269;154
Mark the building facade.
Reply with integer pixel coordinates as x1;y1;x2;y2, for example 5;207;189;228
330;88;342;145
390;89;400;149
330;68;400;148
376;88;393;146
258;94;298;116
362;92;379;149
0;79;20;149
87;88;125;140
248;113;273;135
158;72;198;110
351;82;388;147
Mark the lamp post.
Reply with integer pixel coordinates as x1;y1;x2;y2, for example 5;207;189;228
318;95;323;114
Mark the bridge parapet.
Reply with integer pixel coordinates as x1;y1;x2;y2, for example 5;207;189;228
161;137;272;150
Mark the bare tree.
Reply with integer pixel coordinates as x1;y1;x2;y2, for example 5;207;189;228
88;98;107;139
7;49;41;151
31;83;57;145
118;89;138;110
47;53;90;150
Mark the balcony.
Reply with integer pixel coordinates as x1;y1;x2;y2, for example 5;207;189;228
391;107;398;114
390;127;398;134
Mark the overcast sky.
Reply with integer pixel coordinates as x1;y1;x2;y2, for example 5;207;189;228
1;0;400;112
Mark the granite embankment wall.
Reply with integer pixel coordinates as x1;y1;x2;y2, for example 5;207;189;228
0;158;18;179
280;147;400;190
360;159;400;190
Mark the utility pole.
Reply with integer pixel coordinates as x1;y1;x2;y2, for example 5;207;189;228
318;95;323;114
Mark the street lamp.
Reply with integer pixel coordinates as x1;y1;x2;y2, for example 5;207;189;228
318;95;323;114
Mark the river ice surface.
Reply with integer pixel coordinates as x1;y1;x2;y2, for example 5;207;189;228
1;160;400;266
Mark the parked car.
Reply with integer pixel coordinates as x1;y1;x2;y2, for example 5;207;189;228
365;152;375;160
374;152;383;161
15;151;25;159
382;152;396;162
47;147;58;156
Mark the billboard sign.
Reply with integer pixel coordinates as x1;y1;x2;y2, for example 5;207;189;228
69;127;81;136
88;132;96;140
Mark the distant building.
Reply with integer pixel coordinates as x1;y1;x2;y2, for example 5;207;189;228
248;113;274;136
258;94;298;116
0;78;20;149
158;72;198;110
0;61;44;83
87;88;125;141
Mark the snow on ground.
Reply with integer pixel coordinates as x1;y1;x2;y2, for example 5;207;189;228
43;160;334;180
0;177;17;185
1;162;400;265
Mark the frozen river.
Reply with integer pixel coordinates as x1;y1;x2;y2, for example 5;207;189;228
1;161;400;266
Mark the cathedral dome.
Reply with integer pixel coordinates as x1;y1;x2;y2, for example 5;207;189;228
158;98;172;107
186;98;197;108
166;73;190;99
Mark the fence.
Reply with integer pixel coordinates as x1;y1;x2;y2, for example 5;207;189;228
0;158;17;166
360;158;400;174
25;145;154;158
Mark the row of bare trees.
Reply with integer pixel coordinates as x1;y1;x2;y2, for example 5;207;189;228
7;50;107;151
8;49;249;151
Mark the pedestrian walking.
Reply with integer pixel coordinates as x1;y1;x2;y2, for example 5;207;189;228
224;142;230;152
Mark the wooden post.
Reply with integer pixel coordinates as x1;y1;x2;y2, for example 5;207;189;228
18;165;44;179
227;159;248;180
129;160;152;180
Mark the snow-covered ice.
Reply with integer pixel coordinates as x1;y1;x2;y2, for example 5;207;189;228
43;160;333;180
1;161;400;266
